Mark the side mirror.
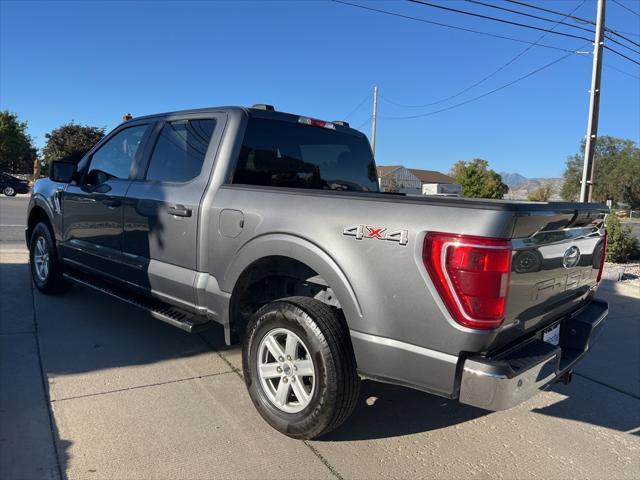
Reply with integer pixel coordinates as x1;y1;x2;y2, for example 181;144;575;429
50;161;77;183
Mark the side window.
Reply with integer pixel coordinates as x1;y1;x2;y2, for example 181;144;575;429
146;119;216;183
86;125;148;185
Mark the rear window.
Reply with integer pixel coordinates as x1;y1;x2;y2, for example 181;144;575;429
232;118;378;192
146;119;216;183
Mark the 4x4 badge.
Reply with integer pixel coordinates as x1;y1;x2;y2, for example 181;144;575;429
343;225;408;246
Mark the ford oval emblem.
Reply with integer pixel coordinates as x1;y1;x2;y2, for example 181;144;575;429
562;246;581;269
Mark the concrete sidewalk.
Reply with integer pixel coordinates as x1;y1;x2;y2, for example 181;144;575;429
1;248;639;480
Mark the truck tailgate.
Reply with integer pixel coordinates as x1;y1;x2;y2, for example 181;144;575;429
493;206;608;350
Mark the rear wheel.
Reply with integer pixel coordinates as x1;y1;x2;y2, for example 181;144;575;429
242;296;360;439
29;222;69;294
3;186;16;196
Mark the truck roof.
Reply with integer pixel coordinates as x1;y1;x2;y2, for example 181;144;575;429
122;105;363;136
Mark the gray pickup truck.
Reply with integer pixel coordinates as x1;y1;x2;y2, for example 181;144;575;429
26;105;608;439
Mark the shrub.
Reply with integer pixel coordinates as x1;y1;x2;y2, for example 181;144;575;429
605;214;637;263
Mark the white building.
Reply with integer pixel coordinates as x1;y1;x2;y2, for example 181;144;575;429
377;165;461;196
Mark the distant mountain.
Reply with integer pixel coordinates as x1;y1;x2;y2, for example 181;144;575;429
499;172;564;200
499;172;529;188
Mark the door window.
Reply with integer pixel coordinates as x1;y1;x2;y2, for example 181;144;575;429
146;119;216;183
85;125;148;185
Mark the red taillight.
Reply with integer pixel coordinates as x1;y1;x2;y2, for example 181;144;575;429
423;232;512;330
596;229;607;282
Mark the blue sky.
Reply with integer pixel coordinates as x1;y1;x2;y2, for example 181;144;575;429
1;0;638;178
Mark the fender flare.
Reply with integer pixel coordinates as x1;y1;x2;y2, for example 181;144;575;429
222;233;363;326
27;194;61;244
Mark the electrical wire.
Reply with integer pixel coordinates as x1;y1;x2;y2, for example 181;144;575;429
381;43;591;121
506;0;640;40
408;0;593;42
409;1;640;64
463;0;595;34
382;0;589;109
461;0;639;54
605;45;640;66
504;0;595;25
605;30;640;50
604;62;640;80
611;0;640;18
355;116;372;130
333;1;581;53
342;89;373;120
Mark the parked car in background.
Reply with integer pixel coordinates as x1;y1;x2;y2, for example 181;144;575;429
0;172;30;196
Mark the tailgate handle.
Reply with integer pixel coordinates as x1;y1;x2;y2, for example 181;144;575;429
168;205;192;217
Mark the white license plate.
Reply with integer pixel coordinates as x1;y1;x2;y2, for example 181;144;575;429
543;323;560;346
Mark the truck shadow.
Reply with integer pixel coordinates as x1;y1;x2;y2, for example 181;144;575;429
323;380;487;441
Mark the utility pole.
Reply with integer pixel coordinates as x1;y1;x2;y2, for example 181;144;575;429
371;85;378;156
579;0;606;203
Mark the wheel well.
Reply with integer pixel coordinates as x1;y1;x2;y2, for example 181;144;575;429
27;206;52;247
229;256;342;343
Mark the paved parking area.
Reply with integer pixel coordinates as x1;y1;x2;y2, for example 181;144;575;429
1;211;639;479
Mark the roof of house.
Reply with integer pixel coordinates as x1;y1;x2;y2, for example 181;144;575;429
377;165;456;184
408;169;456;184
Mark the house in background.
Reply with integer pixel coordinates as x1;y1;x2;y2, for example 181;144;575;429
377;165;461;196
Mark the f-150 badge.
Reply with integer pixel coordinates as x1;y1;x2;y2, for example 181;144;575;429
343;225;408;246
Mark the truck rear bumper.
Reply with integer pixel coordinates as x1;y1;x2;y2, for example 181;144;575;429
459;298;608;411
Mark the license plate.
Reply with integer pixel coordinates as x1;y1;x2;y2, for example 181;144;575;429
543;323;560;346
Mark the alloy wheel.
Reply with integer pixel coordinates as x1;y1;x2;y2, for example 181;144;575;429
257;328;316;413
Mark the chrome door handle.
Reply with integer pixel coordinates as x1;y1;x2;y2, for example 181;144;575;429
167;205;192;217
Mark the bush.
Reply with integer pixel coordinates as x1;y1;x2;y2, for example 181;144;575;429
605;214;637;263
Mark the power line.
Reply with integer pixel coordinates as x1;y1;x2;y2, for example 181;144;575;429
332;1;581;53
463;0;595;35
382;0;589;109
504;0;595;25
606;30;640;49
382;44;590;121
408;0;593;43
611;0;640;18
410;1;640;64
604;62;640;80
462;0;639;54
506;0;640;40
342;88;373;120
355;116;372;130
605;45;640;65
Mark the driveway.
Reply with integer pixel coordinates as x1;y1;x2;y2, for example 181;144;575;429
1;197;639;479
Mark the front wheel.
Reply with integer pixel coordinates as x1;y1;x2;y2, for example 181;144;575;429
29;222;69;294
242;297;360;439
3;186;16;196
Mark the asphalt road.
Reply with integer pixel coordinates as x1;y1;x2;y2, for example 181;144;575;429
1;195;639;480
0;194;29;249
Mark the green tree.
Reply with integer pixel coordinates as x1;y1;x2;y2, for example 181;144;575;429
42;122;105;165
450;159;508;199
561;136;640;207
0;111;37;174
605;214;637;263
528;183;552;202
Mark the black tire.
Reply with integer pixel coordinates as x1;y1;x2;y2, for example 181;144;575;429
242;296;360;440
29;222;69;294
3;186;16;196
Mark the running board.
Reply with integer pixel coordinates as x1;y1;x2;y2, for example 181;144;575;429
62;272;212;333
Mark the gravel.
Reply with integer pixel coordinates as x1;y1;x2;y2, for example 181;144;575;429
603;261;640;285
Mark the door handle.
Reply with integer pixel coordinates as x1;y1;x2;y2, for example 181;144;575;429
103;199;121;208
167;205;192;217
